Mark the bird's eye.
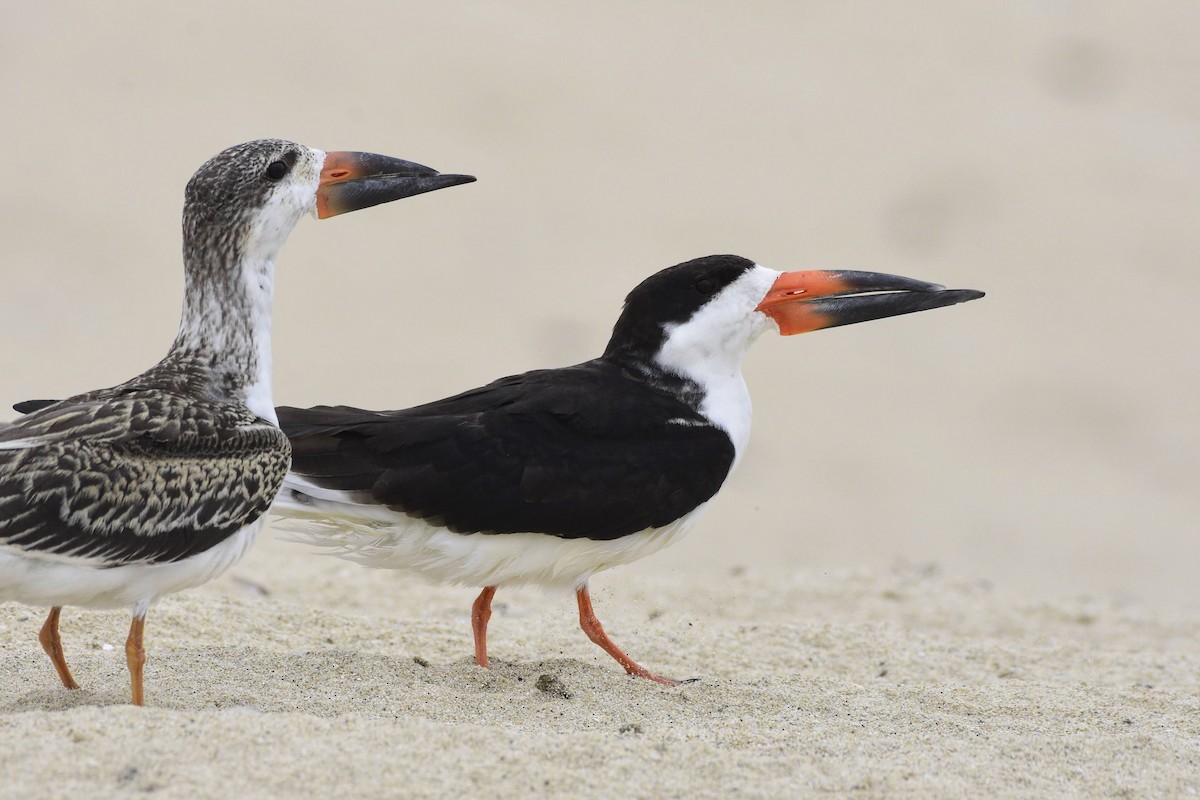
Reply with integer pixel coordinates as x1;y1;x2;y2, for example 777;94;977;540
695;277;716;295
265;160;289;181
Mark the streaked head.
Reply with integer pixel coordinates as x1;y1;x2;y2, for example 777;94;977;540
182;139;475;261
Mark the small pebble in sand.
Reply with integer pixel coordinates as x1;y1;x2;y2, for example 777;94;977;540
535;674;573;699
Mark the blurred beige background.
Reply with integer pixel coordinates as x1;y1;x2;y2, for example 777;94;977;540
1;1;1196;607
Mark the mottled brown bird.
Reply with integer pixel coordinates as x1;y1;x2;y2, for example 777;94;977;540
0;139;473;704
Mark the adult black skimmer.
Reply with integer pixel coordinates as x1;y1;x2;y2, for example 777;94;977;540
0;139;473;704
271;255;982;685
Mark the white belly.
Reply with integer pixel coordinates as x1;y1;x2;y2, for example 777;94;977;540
0;519;262;615
273;491;708;590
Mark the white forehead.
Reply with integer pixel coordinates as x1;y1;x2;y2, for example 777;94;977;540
715;263;781;310
302;147;326;178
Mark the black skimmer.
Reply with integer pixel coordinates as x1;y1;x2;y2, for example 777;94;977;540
271;255;982;685
0;139;473;704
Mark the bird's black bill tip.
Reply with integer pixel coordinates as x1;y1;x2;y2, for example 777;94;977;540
756;269;984;335
316;150;475;219
803;286;984;332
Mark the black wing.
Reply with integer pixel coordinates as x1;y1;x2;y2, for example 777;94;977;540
279;359;735;541
0;392;290;565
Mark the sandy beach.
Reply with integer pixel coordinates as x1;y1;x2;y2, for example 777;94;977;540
2;1;1199;797
3;540;1198;797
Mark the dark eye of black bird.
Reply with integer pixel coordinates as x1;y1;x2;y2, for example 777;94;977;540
265;160;289;181
695;277;716;295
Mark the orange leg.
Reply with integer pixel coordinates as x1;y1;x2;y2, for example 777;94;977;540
125;615;146;706
38;607;81;690
576;585;680;686
471;586;497;668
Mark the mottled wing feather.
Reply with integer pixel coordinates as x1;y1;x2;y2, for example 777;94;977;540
280;360;734;541
0;393;290;565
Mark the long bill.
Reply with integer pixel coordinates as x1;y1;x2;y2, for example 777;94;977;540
755;270;985;335
316;151;476;219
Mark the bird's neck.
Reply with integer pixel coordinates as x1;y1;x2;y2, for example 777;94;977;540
651;327;761;468
166;247;276;423
663;356;754;467
609;349;754;471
